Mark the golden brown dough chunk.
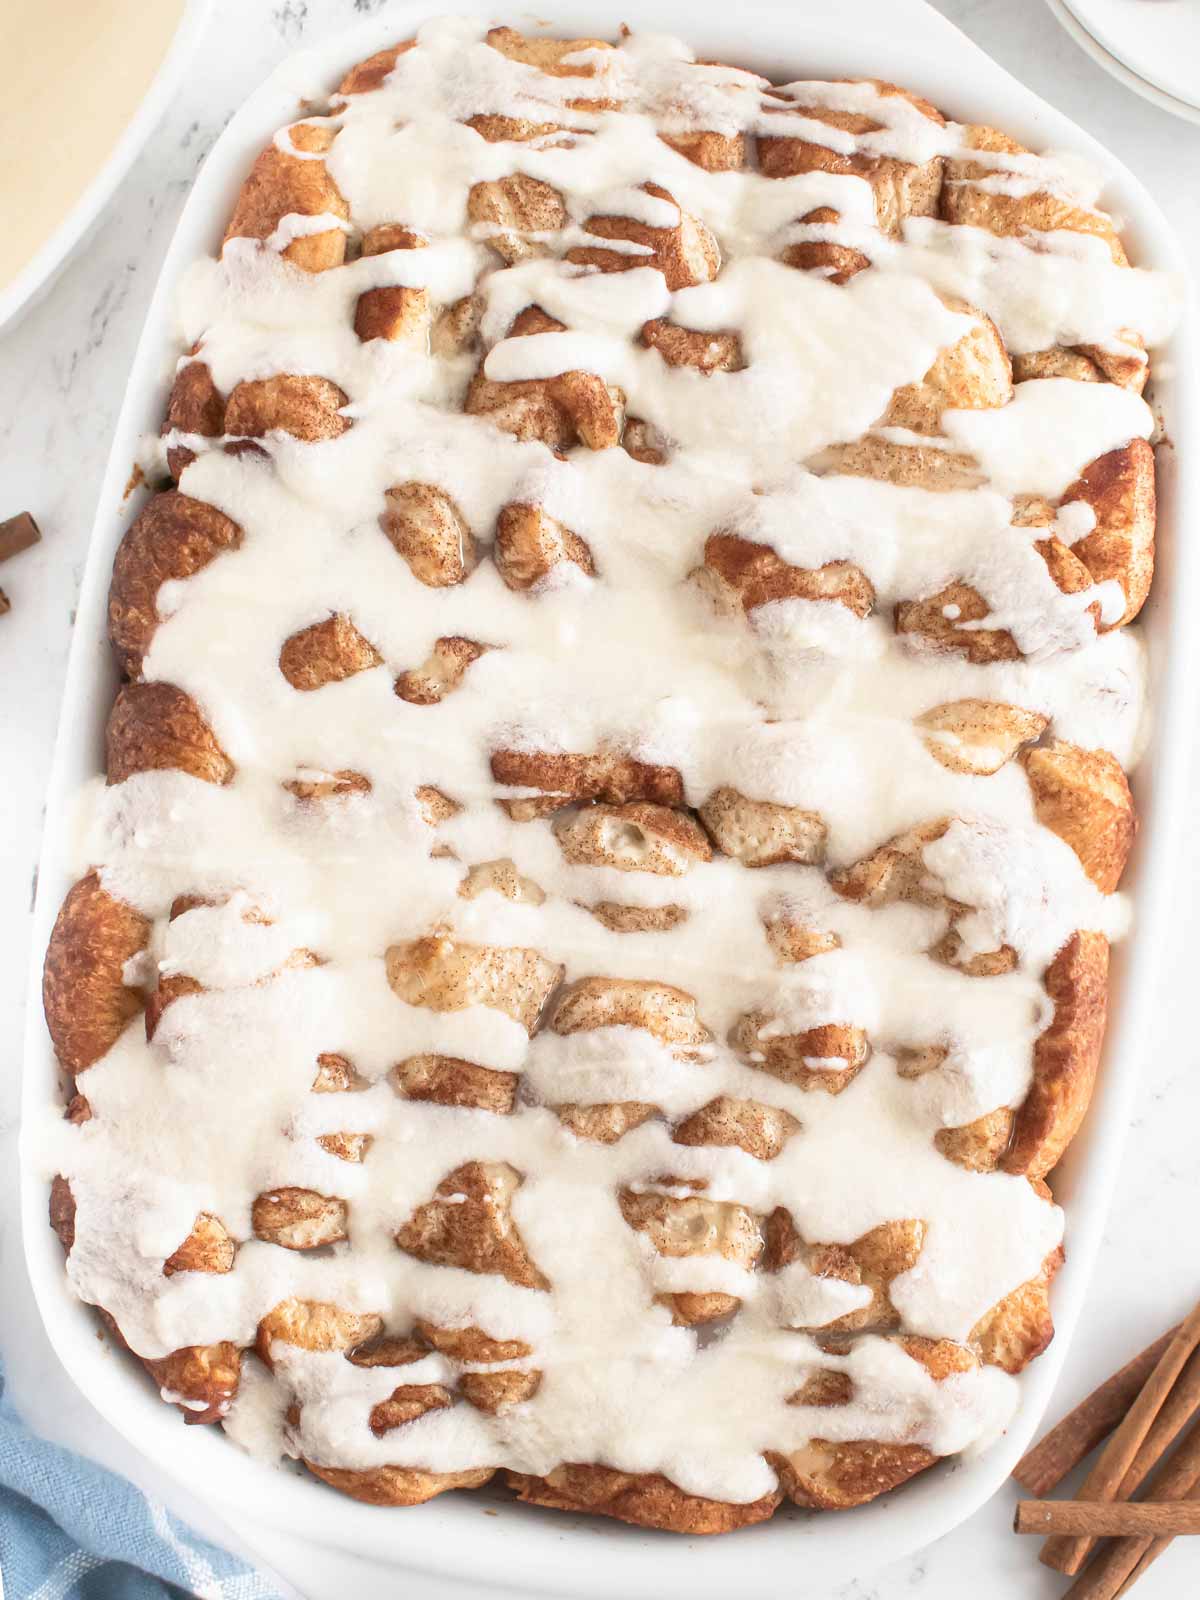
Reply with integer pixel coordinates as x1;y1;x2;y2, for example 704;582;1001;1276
1061;440;1155;627
491;746;684;816
252;1188;348;1250
895;529;1101;661
43;873;149;1073
395;1160;549;1289
279;614;382;691
224;121;349;273
385;934;563;1033
369;1384;452;1435
1005;932;1109;1179
620;1189;762;1268
759;79;945;236
257;1298;383;1363
108;492;243;678
880;300;1012;434
698;787;826;868
224;375;349;442
1022;741;1135;893
763;911;841;965
163;353;225;439
507;1463;780;1533
622;417;668;464
789;1368;856;1408
818;436;984;492
433;305;478;358
466;306;624;451
414;1322;532;1363
49;1298;234;1431
494;503;596;589
586;902;688;933
970;1245;1062;1372
305;1460;494;1505
934;1105;1015;1173
460;1369;541;1414
143;971;203;1043
831;818;1018;976
771;1338;976;1509
917;699;1047;776
943;125;1128;264
163;1212;235;1276
283;769;371;802
468;175;567;262
699;532;874;619
731;1014;871;1094
391;1054;518;1114
661;128;746;172
555;1101;658;1142
354;285;431;345
779;206;871;285
361;222;428;255
620;1188;762;1324
926;933;1108;1180
106;682;234;786
553;802;711;874
484;25;611;77
380;482;478;587
415;785;461;827
48;1177;76;1253
344;1332;427;1368
764;1210;926;1332
640;318;745;373
673;1097;800;1161
1013;334;1148;395
317;1132;372;1164
394;636;488;705
895;580;1020;663
551;976;712;1057
337;40;415;96
567;182;719;289
144;1343;243;1425
465;114;573;146
458;858;545;905
162;354;225;474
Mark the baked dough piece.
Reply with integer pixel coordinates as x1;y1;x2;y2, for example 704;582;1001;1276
42;17;1170;1536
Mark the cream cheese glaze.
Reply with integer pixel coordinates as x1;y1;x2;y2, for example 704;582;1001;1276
39;16;1184;1507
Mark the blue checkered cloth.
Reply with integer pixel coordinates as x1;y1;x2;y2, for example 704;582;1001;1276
0;1360;283;1600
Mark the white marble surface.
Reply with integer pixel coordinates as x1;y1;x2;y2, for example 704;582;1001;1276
1;1;1198;1596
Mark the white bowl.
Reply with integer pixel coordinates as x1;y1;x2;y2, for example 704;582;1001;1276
20;3;1199;1594
0;0;214;337
1045;0;1200;125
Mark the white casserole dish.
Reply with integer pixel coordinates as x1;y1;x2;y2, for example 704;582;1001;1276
0;0;213;337
20;1;1198;1593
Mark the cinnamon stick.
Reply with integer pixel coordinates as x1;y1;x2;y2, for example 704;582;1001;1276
0;510;40;563
1017;1500;1200;1536
1064;1414;1200;1600
1040;1299;1200;1574
1114;1481;1200;1597
1117;1344;1200;1497
1014;1326;1180;1494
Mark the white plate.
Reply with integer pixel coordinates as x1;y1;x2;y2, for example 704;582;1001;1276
20;3;1199;1595
1052;0;1200;117
0;0;214;337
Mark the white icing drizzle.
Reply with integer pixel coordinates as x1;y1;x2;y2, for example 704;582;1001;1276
41;16;1183;1507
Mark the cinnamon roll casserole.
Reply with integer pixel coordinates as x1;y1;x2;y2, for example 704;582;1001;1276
39;18;1180;1533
